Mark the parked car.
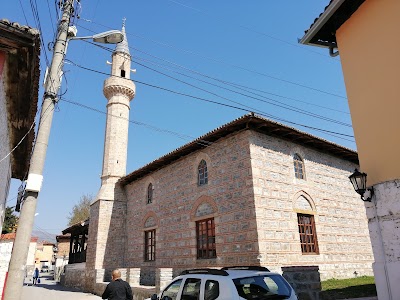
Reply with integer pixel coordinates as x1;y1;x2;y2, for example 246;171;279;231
41;266;49;273
147;266;298;300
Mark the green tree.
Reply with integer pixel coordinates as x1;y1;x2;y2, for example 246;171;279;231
67;194;92;226
2;206;19;234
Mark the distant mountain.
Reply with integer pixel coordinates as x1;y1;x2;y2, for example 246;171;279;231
31;230;56;243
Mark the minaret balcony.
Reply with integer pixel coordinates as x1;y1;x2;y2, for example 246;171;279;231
103;76;136;100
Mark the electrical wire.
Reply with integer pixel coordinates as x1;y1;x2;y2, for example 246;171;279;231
167;0;336;61
0;120;36;164
63;60;355;142
59;98;213;147
45;0;56;36
77;22;346;99
78;21;348;113
18;0;30;25
133;59;351;128
82;41;352;129
133;55;350;115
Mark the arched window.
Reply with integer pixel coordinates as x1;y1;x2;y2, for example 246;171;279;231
147;183;153;204
198;160;208;186
293;154;305;179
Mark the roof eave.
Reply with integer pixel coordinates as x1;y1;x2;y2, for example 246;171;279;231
299;0;346;47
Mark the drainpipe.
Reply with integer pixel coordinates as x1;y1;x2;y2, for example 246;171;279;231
329;45;339;57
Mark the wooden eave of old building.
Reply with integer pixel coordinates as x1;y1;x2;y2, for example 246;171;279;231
0;19;41;179
120;114;358;186
62;219;89;235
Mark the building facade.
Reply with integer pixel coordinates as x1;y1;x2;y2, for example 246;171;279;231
119;117;373;285
300;1;400;299
59;21;372;297
34;241;56;271
0;19;40;229
0;233;37;297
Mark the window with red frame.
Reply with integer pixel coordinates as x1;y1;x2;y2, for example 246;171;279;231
196;218;216;259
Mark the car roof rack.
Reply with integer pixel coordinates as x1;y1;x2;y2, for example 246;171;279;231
180;269;229;276
221;266;270;272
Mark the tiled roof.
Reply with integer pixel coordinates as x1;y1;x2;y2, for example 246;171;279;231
304;0;336;36
120;113;358;185
56;233;71;242
300;0;366;48
62;219;89;235
0;233;38;242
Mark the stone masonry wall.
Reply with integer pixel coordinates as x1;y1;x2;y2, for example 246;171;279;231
282;266;321;300
61;263;86;290
249;131;373;279
120;129;373;285
124;131;258;284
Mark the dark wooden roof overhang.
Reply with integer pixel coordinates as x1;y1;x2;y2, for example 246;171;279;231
62;219;89;235
299;0;366;48
120;114;358;186
0;20;41;179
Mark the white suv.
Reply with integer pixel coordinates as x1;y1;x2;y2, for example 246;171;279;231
147;266;298;300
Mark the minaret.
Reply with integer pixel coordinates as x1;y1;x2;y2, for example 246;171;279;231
86;20;135;284
99;20;135;198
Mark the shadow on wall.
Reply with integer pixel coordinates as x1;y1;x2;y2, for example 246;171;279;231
103;183;128;277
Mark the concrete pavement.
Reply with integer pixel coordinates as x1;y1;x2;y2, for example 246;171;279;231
22;273;101;300
20;273;378;300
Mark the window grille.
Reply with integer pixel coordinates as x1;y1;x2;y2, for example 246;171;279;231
293;154;305;179
147;183;153;204
144;229;156;261
297;214;319;254
198;160;208;185
196;218;216;259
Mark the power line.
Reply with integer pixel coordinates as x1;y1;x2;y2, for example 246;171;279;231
83;41;352;128
0;120;36;164
77;22;346;99
133;59;351;127
76;25;348;113
64;59;354;142
133;55;350;115
59;98;213;147
18;0;30;25
167;0;337;61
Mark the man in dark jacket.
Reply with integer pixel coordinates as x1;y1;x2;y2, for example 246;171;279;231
102;269;133;300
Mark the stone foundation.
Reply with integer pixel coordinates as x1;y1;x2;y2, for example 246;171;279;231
282;266;321;300
61;263;86;290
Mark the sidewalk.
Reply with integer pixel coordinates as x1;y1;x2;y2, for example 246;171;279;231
22;274;101;300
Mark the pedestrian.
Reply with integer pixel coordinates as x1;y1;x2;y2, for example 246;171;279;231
33;267;39;285
102;269;133;300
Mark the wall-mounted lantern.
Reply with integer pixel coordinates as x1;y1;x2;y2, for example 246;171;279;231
349;169;374;202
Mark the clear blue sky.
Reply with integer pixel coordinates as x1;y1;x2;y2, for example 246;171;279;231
3;1;352;236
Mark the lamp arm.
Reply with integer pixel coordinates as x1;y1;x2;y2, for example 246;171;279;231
361;187;374;202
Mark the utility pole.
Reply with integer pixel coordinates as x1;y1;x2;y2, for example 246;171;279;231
3;1;75;299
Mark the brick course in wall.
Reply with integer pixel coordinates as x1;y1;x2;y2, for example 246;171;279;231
119;129;373;284
76;114;373;295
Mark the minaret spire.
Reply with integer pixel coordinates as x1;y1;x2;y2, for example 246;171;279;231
115;18;130;55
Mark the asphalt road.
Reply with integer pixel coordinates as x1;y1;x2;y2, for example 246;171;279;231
22;273;101;300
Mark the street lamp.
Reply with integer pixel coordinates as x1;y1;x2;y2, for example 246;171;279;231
349;169;374;202
4;1;126;297
67;25;124;44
